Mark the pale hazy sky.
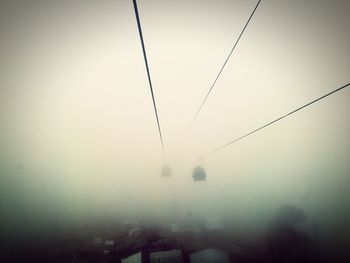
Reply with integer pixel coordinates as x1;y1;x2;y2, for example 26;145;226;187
0;0;349;226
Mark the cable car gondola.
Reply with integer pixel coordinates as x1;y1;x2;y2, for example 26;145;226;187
192;166;206;181
161;165;172;177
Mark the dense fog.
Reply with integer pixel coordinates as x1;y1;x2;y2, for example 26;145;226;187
0;0;349;262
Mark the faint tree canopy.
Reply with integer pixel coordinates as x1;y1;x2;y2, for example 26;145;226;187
266;205;315;263
274;204;306;226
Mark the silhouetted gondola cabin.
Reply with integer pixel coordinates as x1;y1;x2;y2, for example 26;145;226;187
192;166;206;181
161;165;172;177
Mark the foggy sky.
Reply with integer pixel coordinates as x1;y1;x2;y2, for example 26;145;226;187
0;0;350;256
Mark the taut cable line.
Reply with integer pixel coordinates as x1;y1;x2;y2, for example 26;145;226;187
132;0;165;151
201;82;350;158
186;0;262;134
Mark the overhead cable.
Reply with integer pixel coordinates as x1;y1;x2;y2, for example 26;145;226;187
132;0;164;151
201;82;350;157
186;0;262;134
